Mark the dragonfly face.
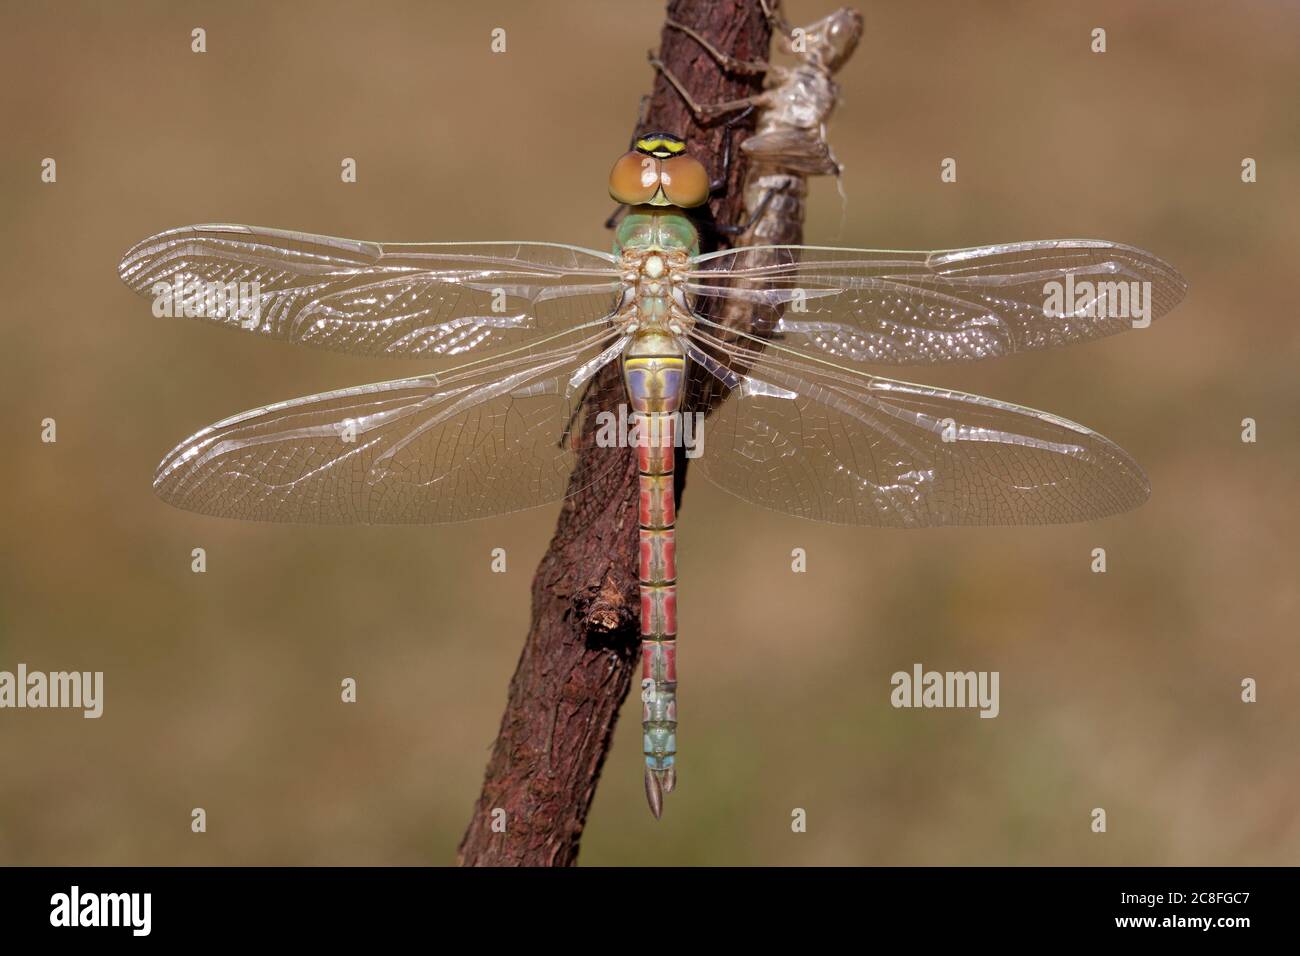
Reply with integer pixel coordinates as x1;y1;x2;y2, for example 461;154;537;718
609;133;710;209
118;134;1185;818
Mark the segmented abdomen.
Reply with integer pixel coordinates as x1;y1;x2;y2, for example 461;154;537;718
622;335;684;817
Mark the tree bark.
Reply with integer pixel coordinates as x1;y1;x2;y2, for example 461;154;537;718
456;0;770;866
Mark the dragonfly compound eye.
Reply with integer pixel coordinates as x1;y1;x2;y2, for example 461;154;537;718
659;155;710;209
609;151;662;205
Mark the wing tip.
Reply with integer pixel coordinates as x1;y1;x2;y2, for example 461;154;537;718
117;224;220;293
116;222;385;295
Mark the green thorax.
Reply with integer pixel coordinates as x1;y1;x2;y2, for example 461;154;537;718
613;206;700;258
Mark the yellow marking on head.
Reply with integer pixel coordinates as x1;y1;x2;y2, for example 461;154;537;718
636;135;688;159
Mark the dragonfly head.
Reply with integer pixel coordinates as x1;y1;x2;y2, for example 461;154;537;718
609;133;710;210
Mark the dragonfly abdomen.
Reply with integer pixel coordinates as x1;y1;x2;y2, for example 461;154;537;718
622;331;685;818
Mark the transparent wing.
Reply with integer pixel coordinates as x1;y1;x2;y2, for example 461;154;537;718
686;240;1186;365
119;224;624;360
682;328;1149;527
153;328;629;523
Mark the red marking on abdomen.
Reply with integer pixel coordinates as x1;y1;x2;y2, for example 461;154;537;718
636;438;674;475
638;474;676;527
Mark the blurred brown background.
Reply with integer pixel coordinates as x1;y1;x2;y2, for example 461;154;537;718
1;0;1296;865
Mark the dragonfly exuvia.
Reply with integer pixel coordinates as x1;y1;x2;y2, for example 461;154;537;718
118;132;1185;818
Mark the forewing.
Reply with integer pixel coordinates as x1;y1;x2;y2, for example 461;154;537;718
687;240;1185;365
119;224;623;359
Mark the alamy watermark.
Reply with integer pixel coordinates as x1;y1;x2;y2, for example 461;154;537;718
151;277;263;328
0;664;103;718
890;663;999;718
594;405;705;458
50;886;150;936
1042;274;1153;328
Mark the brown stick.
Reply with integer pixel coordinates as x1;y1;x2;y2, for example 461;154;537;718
456;0;770;867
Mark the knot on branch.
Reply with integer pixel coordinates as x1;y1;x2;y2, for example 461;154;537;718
575;575;638;644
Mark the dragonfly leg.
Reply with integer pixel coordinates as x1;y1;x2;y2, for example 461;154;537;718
708;105;757;193
648;50;766;122
663;18;771;76
761;0;799;51
604;202;629;230
761;0;794;36
713;183;783;236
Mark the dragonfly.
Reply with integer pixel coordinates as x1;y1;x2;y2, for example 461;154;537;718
118;133;1185;818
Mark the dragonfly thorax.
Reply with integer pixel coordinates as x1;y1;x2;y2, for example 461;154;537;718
614;211;696;334
614;206;700;259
